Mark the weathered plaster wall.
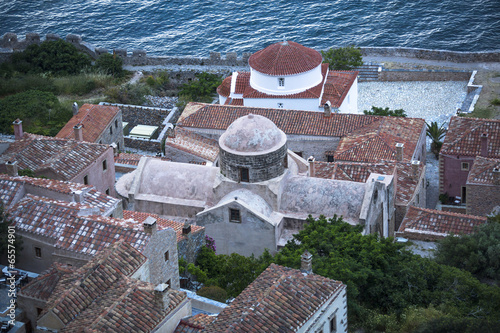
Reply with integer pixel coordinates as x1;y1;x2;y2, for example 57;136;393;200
439;154;475;199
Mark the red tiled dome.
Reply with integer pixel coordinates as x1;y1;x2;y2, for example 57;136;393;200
248;41;323;76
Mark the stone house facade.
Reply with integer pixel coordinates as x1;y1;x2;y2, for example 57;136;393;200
466;156;500;216
439;117;500;206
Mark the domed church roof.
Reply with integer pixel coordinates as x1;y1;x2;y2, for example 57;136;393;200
248;41;323;76
219;114;286;154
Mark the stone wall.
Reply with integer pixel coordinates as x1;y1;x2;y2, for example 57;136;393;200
219;143;287;183
177;229;205;264
379;69;472;81
466;184;500;216
3;33;499;68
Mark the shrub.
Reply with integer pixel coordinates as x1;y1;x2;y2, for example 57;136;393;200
321;45;364;70
178;72;222;102
491;97;500;106
196;285;228;303
105;83;150;105
95;53;124;77
10;40;91;76
0;74;56;97
364;106;407;117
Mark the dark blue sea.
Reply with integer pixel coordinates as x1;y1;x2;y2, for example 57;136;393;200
1;0;499;56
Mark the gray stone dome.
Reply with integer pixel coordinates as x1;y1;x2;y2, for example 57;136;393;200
219;114;286;155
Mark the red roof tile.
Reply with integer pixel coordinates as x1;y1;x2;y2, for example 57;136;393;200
248;41;323;76
217;76;231;97
234;72;250;94
204;263;345;332
321;71;358;108
166;127;219;162
334;117;425;163
397;206;487;241
441;116;500;158
177;103;378;137
19;263;75;301
467;156;500;185
0;136;110;181
56;104;120;143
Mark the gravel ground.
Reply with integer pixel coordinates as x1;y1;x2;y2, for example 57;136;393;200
358;81;467;125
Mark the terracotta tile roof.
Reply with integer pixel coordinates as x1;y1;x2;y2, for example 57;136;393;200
204;263;345;333
334;117;425;163
321;71;358;108
19;263;75;301
217;76;231;97
56;104;120;142
0;174;119;214
313;161;423;206
234;72;250;94
441;116;500;158
467;156;500;185
242;64;329;100
114;152;170;167
248;41;323;76
166;127;219;162
55;215;151;255
0;136;110;180
0;176;22;208
177;103;378;137
41;241;187;332
123;210;204;242
397;206;487;241
175;314;214;332
227;98;244;106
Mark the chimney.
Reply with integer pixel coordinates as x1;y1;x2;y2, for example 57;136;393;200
323;101;332;118
307;156;315;177
13;119;23;140
110;142;118;156
143;216;157;235
411;160;420;181
73;124;83;141
154;283;170;311
72;102;79;115
480;133;488;157
396;143;404;162
301;250;313;274
493;167;500;185
182;223;191;235
73;190;84;203
5;161;18;176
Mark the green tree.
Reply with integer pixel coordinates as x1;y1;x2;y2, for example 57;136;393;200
434;215;500;282
0;90;71;136
321;45;364;70
178;72;222;103
426;121;447;158
95;53;124;77
364;106;407;117
11;40;91;76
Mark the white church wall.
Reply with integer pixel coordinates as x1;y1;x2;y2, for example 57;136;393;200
249;66;323;95
338;77;358;114
244;97;320;111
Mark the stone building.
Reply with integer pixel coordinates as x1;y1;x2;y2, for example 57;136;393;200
0;121;116;196
117;114;395;256
176;102;427;163
56;103;124;151
466;156;500;216
183;262;347;333
217;40;358;114
18;241;190;332
439;116;500;206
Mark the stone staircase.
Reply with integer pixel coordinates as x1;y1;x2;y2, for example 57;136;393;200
354;63;382;81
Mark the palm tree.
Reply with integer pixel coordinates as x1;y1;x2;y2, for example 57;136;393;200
426;121;447;158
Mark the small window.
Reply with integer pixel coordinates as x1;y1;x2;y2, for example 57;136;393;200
102;160;107;171
115;120;118;128
105;188;110;195
240;168;249;182
110;126;113;135
278;77;285;87
83;175;89;185
117;142;120;151
461;162;469;171
37;307;43;316
164;250;169;261
327;155;334;162
166;279;171;287
283;156;288;168
230;209;241;223
462;186;467;203
35;247;42;258
277;102;284;108
330;315;337;332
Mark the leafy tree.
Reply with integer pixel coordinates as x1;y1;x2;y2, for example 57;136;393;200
95;53;124;77
364;106;407;117
178;72;222;103
196;285;228;303
426;121;447;158
321;45;364;70
10;40;91;76
434;215;500;282
0;90;72;136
